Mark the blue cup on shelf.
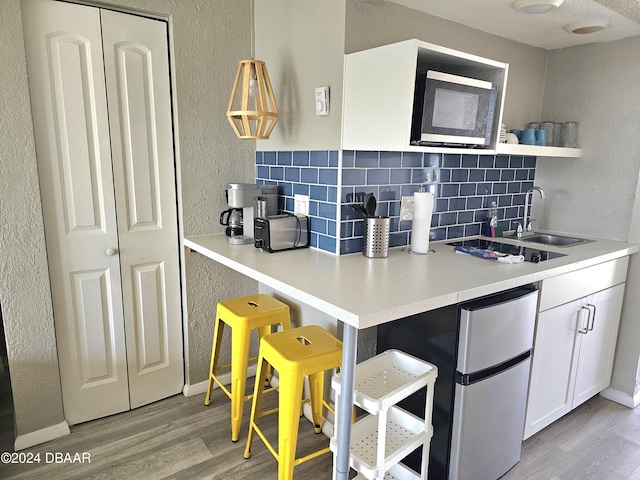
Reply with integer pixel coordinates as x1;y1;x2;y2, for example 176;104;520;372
535;129;547;146
521;128;536;145
509;129;523;141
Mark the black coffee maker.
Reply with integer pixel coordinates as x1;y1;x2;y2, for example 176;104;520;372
220;208;243;238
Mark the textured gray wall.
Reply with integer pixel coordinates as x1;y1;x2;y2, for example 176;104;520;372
537;39;640;241
1;0;258;440
255;0;346;151
0;0;66;436
537;38;640;399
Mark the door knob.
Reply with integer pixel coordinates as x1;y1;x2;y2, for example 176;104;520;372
105;248;118;256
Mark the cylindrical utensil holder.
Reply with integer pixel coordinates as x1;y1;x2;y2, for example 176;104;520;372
363;216;390;258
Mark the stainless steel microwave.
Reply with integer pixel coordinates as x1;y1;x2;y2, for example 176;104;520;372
412;70;497;147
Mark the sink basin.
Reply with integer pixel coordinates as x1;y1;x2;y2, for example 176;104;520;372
522;233;591;247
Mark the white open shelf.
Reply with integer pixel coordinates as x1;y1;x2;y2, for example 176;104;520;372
496;143;581;158
332;349;437;413
353;462;422;480
330;405;433;479
332;349;438;479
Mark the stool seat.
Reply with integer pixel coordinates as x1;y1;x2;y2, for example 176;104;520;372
244;325;342;480
261;326;343;371
217;294;291;326
204;294;290;442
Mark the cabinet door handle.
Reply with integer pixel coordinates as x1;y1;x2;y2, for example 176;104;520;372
586;303;597;332
578;306;590;334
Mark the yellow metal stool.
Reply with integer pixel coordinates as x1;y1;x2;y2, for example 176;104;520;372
204;294;290;442
244;325;343;480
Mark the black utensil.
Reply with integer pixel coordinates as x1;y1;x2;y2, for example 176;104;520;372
353;204;368;218
364;194;377;217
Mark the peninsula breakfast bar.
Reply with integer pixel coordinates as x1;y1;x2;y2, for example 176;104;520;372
184;232;637;479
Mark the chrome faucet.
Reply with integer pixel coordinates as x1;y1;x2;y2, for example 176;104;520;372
517;186;545;237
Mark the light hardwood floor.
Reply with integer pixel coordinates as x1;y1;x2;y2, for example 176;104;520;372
0;386;336;480
503;395;640;480
1;388;638;479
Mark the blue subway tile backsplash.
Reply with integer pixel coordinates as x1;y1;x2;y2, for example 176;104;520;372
256;150;537;255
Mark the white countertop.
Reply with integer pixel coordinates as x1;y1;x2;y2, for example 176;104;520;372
184;233;638;330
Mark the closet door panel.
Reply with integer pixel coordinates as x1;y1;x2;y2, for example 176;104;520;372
102;9;184;408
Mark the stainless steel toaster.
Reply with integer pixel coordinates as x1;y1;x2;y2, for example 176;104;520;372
254;215;310;252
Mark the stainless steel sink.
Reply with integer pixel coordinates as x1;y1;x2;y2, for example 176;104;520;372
522;233;591;247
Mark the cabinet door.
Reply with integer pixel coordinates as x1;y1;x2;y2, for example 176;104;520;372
572;284;624;408
524;299;583;439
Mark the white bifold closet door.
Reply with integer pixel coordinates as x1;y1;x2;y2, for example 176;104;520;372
22;0;183;425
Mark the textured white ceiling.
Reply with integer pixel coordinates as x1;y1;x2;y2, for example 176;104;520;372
388;0;640;49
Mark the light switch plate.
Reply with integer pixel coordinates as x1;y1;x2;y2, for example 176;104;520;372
400;196;414;221
315;86;329;116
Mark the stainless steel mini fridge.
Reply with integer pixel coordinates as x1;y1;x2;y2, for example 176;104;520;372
377;285;537;480
449;287;538;480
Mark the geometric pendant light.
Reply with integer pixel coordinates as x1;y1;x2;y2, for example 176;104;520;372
226;59;279;139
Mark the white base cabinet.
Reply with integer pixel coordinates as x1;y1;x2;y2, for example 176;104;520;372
524;258;628;439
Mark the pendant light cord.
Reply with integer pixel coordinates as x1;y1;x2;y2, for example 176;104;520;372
250;0;255;60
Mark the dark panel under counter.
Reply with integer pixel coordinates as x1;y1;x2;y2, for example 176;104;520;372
377;304;459;480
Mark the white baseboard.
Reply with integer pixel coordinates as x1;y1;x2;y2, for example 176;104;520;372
302;402;335;439
600;387;640;408
14;421;71;451
183;364;258;397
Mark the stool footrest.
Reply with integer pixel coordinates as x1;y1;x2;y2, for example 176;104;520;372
248;422;332;466
251;423;279;460
210;375;233;400
253;395;334;421
255;406;280;419
212;355;260;373
211;373;278;403
295;446;331;466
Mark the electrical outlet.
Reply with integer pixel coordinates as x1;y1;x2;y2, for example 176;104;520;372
400;196;414;221
294;194;310;216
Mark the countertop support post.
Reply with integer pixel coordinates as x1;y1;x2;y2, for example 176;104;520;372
334;323;358;480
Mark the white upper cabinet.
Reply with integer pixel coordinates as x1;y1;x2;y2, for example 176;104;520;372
341;39;581;158
341;39;508;153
